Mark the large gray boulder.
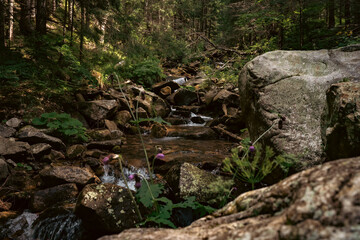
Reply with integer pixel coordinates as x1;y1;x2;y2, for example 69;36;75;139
321;81;360;160
239;45;360;168
75;183;140;234
99;156;360;240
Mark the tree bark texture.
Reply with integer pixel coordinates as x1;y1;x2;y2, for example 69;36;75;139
20;0;33;35
328;0;335;28
0;0;5;49
36;0;47;34
8;0;13;42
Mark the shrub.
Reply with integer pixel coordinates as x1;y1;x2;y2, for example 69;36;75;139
32;112;88;143
117;57;164;88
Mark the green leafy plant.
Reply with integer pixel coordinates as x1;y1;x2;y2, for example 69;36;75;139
223;143;281;190
16;163;33;171
32;112;88;142
118;58;165;88
136;180;215;228
223;118;294;190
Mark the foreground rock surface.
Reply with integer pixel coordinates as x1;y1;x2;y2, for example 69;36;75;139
99;156;360;240
239;45;360;168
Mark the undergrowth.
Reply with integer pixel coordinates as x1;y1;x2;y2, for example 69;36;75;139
32;112;88;143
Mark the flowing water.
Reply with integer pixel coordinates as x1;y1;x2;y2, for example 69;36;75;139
101;165;154;191
1;209;83;240
32;210;83;240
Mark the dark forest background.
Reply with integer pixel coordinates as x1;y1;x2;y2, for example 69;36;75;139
0;0;359;118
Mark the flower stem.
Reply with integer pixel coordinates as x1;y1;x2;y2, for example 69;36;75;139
232;120;278;182
118;154;142;221
114;73;153;182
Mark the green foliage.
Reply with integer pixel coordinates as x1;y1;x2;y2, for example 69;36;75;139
200;58;240;85
16;163;33;171
118;58;165;88
136;181;164;208
136;182;215;228
223;143;285;190
0;58;35;84
150;31;190;64
32;112;88;142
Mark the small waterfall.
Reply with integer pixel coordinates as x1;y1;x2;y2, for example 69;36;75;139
184;112;213;126
101;164;116;183
101;165;153;191
32;208;83;240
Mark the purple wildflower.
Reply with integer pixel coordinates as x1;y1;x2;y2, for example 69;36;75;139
128;174;135;180
249;146;255;152
155;153;165;160
102;156;110;165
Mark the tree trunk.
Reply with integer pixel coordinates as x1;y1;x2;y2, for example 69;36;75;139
52;0;56;13
0;0;5;49
79;0;84;61
299;0;304;48
36;0;47;34
70;0;74;44
354;0;360;24
20;0;33;35
30;0;35;19
99;13;109;45
63;0;67;37
344;0;350;25
8;0;13;43
328;0;335;28
68;0;72;27
279;25;284;49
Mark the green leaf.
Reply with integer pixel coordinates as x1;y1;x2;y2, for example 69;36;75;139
136;182;164;208
64;129;78;135
47;121;61;129
32;117;47;126
145;216;176;228
57;113;71;119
